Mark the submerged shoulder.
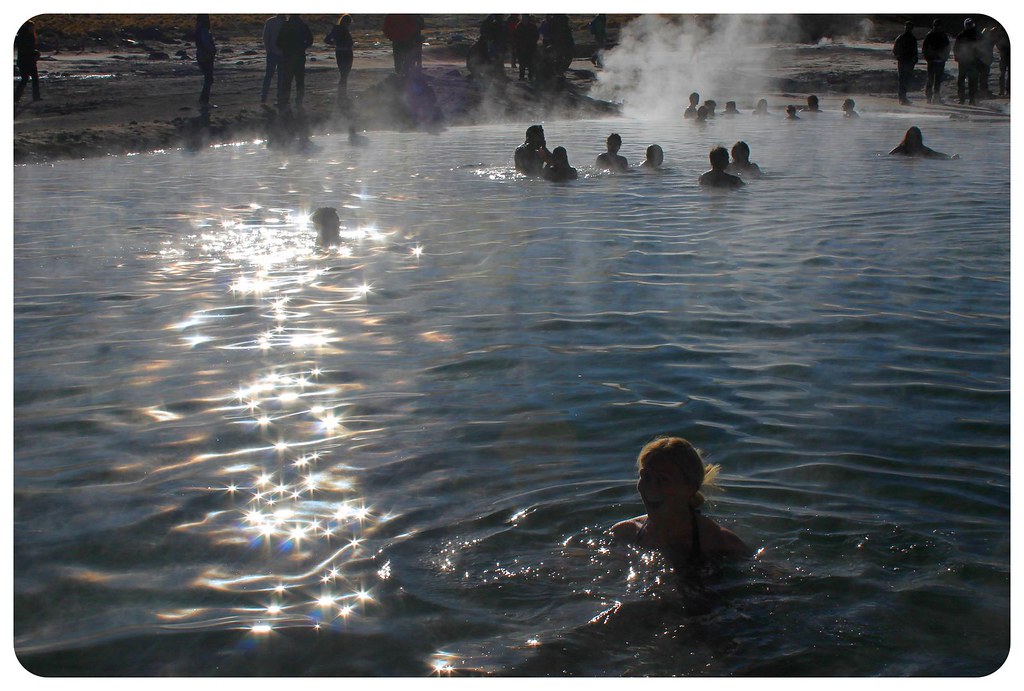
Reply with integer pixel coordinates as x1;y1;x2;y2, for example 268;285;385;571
610;516;645;542
700;517;750;557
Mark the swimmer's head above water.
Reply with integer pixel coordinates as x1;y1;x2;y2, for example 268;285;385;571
311;206;341;245
610;436;750;559
642;144;664;168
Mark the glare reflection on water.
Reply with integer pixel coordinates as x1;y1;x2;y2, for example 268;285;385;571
13;113;1009;675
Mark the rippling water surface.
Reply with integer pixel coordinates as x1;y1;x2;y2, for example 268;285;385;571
13;111;1009;676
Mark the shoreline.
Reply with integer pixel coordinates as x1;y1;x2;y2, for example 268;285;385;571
13;20;1010;165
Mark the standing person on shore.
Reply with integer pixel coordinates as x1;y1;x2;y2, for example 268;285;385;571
15;19;41;102
195;14;216;109
325;14;355;98
276;14;313;109
383;14;421;78
995;26;1009;96
954;19;980;105
922;19;950;104
893;21;918;105
506;15;520;71
260;14;285;104
977;27;995;97
514;15;540;81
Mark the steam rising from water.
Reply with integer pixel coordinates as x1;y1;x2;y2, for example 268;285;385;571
593;15;800;117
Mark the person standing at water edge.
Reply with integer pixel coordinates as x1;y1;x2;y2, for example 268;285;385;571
995;26;1009;96
277;15;313;109
699;146;744;188
195;15;216;108
15;19;41;102
893;22;918;105
611;437;749;564
514;15;539;81
260;14;285;104
514;124;550;176
596;133;628;172
955;19;980;105
922;19;950;104
325;15;355;98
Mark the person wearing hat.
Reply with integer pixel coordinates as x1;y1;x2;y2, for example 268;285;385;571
922;19;951;103
893;21;919;105
954;18;981;104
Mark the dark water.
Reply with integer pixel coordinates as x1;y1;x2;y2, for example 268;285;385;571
13;113;1009;676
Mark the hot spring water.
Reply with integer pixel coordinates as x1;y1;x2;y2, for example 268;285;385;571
13;110;1010;676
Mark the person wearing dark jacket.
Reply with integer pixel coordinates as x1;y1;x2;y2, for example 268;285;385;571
995;26;1009;96
277;14;314;109
954;18;980;105
195;15;216;108
893;22;918;105
514;15;540;81
15;19;41;102
325;15;355;97
922;19;950;103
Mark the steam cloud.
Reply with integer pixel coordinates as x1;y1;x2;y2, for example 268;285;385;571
592;15;802;118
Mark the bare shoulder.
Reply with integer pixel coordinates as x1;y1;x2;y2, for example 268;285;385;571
700;516;750;558
610;515;645;543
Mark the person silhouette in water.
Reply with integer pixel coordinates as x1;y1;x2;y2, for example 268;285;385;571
888;126;957;158
596;133;628;172
311;207;341;245
683;91;700;118
699;146;744;189
612;436;749;564
727;141;762;178
515;124;551;176
640;144;664;169
543;146;578;181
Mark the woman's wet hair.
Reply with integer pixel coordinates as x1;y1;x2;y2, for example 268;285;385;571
646;144;664;166
731;140;750;161
636;436;721;509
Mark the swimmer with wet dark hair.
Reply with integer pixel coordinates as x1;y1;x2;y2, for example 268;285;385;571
723;100;740;115
704;99;717;117
640;144;664;168
727;141;762;178
543;146;578;181
515;124;551;176
611;436;749;562
695;105;709;123
596;133;628;172
802;94;820;112
842;98;859;118
683;91;700;118
698;146;744;188
752;98;770;115
785;104;800;119
889;126;958;158
311;206;341;245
